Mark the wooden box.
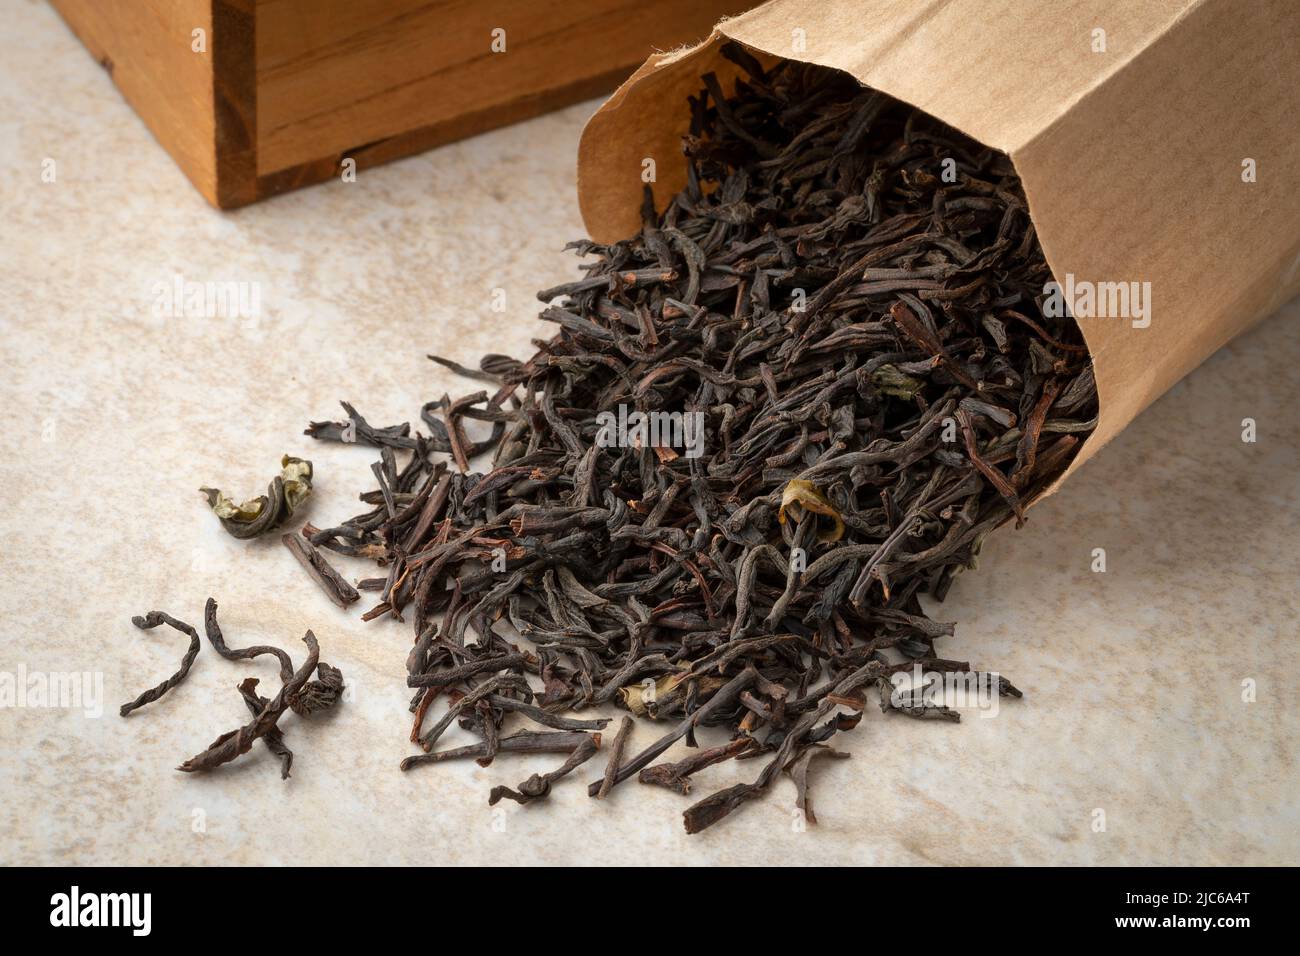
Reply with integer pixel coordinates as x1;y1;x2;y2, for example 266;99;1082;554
50;0;750;209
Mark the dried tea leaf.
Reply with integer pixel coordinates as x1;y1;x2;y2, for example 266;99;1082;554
779;479;845;543
619;671;688;717
200;456;313;540
119;610;201;717
279;455;313;512
871;364;926;400
293;48;1096;834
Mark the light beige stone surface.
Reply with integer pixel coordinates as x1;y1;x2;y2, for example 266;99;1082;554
1;0;1296;866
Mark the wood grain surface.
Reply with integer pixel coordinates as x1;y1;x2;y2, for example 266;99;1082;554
51;0;752;208
50;0;220;203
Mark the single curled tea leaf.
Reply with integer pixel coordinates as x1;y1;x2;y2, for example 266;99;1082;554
779;480;845;543
305;401;417;450
120;610;202;717
200;456;313;540
203;596;294;678
487;733;600;806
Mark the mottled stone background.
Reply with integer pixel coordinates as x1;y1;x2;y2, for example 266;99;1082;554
1;0;1296;865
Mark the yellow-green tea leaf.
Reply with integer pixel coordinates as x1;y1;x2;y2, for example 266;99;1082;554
779;479;845;543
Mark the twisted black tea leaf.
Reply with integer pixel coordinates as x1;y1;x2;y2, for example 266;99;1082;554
304;48;1097;831
120;610;201;717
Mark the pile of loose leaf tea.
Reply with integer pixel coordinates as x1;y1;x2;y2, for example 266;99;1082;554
300;46;1098;832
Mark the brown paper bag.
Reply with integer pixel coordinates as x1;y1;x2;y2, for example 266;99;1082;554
576;0;1300;487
